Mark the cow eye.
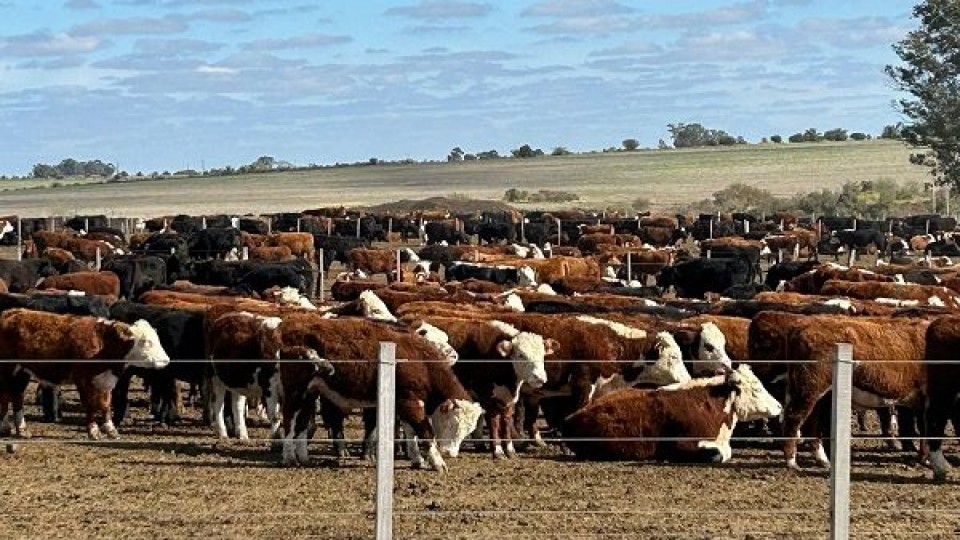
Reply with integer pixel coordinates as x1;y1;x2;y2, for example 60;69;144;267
703;342;715;352
417;329;428;336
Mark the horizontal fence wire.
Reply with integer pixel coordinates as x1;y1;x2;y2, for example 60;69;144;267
2;358;960;364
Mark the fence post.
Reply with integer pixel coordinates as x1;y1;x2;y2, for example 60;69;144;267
395;249;402;283
926;219;931;235
84;218;89;233
387;217;393;240
16;217;22;262
777;248;784;264
831;342;853;540
267;217;272;235
743;220;750;234
241;246;249;261
95;247;102;271
626;251;632;283
202;216;207;230
556;219;562;246
418;218;424;246
376;342;397;540
847;248;856;267
520;215;526;244
356;217;361;239
709;220;714;239
706;249;712;259
297;218;302;233
318;250;325;303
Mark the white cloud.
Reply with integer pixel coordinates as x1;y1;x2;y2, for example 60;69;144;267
0;31;103;57
70;15;189;36
242;33;352;51
385;1;493;20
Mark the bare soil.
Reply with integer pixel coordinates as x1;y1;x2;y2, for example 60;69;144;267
2;383;960;539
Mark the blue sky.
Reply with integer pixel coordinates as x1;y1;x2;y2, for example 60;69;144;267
0;0;918;175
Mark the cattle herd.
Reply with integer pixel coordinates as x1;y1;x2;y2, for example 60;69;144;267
3;207;960;484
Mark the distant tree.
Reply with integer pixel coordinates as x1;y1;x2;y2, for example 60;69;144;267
886;0;960;188
658;139;670;150
511;144;543;158
802;128;822;142
251;156;275;171
622;138;640;151
822;128;848;142
57;158;82;176
788;133;804;143
879;123;904;140
31;164;59;178
463;154;477;161
476;149;499;160
770;135;783;143
667;123;741;148
717;134;737;146
551;146;572;156
850;132;868;141
447;147;464;162
368;157;379;165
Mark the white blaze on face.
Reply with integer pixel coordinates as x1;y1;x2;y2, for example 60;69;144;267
575;316;647;340
413;322;458;366
414;261;432;275
528;244;545;259
590;373;628;401
357;290;397;322
0;221;12;236
695;322;732;375
635;332;691;386
517;266;536;287
491;320;550;389
403;248;420;263
432;400;484;458
603;266;618;280
729;365;782;421
124;319;170;369
535;283;557;295
509;244;530;258
502;293;525;312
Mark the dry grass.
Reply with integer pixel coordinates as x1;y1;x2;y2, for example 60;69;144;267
0;141;928;217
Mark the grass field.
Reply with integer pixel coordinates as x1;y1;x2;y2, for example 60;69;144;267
0;140;928;217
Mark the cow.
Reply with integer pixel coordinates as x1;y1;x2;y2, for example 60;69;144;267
410;317;553;459
921;315;960;480
564;365;781;462
348;247;419;281
188;227;244;259
0;259;58;293
778;314;928;470
265;232;315;259
657;258;752;299
764;260;821;290
424;220;469;245
37;271;121;301
446;262;536;287
250;245;294;262
784;264;895;294
272;315;477;471
0;309;169;444
101;256;167;299
819;280;960;308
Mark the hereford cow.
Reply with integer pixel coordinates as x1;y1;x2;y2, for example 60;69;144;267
819;280;960;308
564;365;781;462
0;309;169;443
37;271;121;301
272;315;479;471
922;315;960;480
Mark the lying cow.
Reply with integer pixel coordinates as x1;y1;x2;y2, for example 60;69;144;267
564;365;781;462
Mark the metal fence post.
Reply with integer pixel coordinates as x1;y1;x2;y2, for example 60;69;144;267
318;250;325;303
709;219;714;239
356;217;361;239
556;219;562;246
626;251;632;283
395;249;402;282
241;246;249;261
520;215;526;244
16;217;22;261
376;342;397;540
95;247;102;271
831;342;853;540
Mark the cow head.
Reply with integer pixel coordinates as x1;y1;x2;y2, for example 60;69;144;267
122;319;171;369
634;331;691;386
412;321;459;366
695;322;732;375
357;290;397;322
432;399;484;458
517;266;536;287
528;244;545;259
728;365;782;422
401;248;420;263
489;320;552;389
499;293;525;312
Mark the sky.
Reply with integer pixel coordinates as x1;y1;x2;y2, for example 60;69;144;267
0;0;920;176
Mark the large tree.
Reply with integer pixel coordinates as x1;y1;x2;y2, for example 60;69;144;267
886;0;960;188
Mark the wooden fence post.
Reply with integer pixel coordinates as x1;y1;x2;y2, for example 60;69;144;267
376;342;397;540
831;343;853;540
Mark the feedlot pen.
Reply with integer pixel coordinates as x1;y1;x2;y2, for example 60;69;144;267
3;245;960;538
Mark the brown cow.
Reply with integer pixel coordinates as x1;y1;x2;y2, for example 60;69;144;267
37;271;121;301
922;316;960;480
265;232;315;259
0;309;169;442
0;279;6;294
779;314;929;470
348;247;418;281
785;264;895;294
42;247;78;268
250;245;294;262
273;315;479;471
564;365;781;462
819;279;960;308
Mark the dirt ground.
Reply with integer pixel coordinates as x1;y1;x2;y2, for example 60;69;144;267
2;382;960;540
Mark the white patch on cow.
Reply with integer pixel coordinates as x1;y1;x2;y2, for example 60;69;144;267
813;441;830;468
826;262;848;270
760;246;772;256
776;280;787;292
893;274;905;283
626;280;644;288
590;373;628;401
282;411;304;466
432;400;484;458
413;322;458;366
492;323;550;389
575;315;647;340
822;298;855;312
502;293;525;312
603;266;618;280
535;283;557;295
729;365;783;421
266;371;283;438
426;441;448;473
92;370;119;392
851;388;899;409
439;240;448;246
225;247;240;261
875;297;920;307
930;449;952;480
403;248;420;263
528;244;545;259
259;316;283;331
695;322;732;375
929;296;947;307
0;221;12;236
357;290;397;322
67;290;86;296
102;419;119;439
124;320;170;369
414;261;432;275
697;419;735;463
517;266;536;287
508;244;530;258
635;332;691;386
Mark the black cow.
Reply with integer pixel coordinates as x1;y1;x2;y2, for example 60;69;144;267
0;259;58;292
102;256;167;299
185;258;315;297
238;217;269;235
188;227;243;259
109;301;206;425
424;221;469;245
926;240;960;257
657;258;752;299
833;229;887;257
446;261;535;286
721;283;769;300
904;214;956;233
313;234;370;266
764;260;821;290
64;215;109;232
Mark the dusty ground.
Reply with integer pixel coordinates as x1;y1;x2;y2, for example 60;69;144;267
2;383;959;540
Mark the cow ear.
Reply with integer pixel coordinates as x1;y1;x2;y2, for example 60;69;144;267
496;340;513;357
544;338;559;356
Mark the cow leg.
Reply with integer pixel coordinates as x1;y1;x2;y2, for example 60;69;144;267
10;375;30;438
926;391;955;481
318;397;349;458
503;405;518;458
782;375;827;471
895;406;919;455
397;398;445;473
361;407;377;462
522;396;547;449
209;377;230;439
489;412;505;460
281;399;314;467
230;391;250;440
265;372;283;441
75;384;101;440
92;387;118;439
876;406;902;452
400;420;425;468
111;371;133;426
41;386;62;423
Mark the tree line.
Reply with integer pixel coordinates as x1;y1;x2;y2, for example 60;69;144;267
30;159;115;179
